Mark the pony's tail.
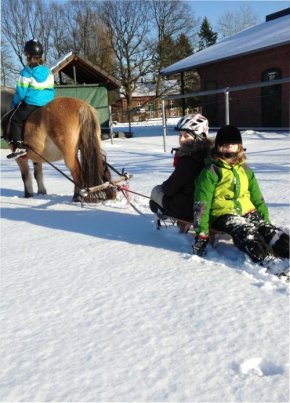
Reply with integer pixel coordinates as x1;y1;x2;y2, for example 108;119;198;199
78;104;116;201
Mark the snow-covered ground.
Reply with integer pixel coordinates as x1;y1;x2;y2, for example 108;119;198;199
1;119;289;402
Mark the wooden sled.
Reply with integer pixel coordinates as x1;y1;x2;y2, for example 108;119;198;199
82;174;133;196
155;214;228;244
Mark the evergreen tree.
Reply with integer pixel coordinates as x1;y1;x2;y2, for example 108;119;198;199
175;33;193;61
160;33;193;68
198;17;218;51
159;34;176;68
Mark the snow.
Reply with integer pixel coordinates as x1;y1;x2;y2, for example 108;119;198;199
161;14;290;74
1;119;289;402
48;51;73;71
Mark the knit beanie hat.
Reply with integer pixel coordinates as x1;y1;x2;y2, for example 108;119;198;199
215;125;242;146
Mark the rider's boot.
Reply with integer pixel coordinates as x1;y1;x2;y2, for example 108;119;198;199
7;141;27;159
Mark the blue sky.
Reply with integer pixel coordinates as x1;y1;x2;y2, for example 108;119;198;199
189;0;289;27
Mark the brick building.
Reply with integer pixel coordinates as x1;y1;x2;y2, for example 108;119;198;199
114;80;181;122
161;9;290;128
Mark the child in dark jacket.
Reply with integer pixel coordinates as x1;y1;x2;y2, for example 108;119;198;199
192;125;289;264
7;39;55;159
150;114;211;222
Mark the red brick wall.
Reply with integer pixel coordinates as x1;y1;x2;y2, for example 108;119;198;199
198;44;290;128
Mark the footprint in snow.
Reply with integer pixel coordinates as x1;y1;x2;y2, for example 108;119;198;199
235;357;284;377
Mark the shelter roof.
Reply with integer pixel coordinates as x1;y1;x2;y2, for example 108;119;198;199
50;52;121;90
161;11;290;75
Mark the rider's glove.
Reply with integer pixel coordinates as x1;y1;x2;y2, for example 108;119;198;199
192;235;209;257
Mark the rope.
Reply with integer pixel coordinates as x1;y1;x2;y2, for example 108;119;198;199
106;161;131;181
1;107;14;121
26;144;83;190
23;145;151;203
119;187;145;215
116;184;150;200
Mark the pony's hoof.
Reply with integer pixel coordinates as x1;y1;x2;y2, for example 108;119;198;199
72;195;83;203
24;193;33;198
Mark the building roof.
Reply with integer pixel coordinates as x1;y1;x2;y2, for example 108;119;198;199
49;52;121;90
161;11;290;75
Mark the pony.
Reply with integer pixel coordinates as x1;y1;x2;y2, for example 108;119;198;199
1;88;116;202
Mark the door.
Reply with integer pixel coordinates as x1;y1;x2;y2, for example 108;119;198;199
261;68;282;127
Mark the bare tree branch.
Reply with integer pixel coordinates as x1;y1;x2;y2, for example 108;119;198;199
217;4;260;38
99;0;153;109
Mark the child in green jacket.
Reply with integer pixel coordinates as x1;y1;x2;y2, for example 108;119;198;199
192;125;289;264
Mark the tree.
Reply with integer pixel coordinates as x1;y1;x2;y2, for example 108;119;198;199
149;0;199;96
174;33;198;103
1;0;115;84
217;4;260;38
1;40;19;86
175;33;193;61
198;17;218;51
99;0;153;117
49;2;72;60
1;0;54;67
63;1;114;74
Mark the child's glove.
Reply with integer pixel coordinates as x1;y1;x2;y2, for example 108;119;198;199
192;235;209;257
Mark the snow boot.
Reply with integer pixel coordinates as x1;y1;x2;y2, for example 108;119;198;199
271;232;290;259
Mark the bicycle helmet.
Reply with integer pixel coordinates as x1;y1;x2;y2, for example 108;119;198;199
24;39;43;57
178;114;209;140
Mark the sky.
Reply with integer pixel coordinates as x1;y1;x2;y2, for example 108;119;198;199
1;120;289;401
189;0;290;27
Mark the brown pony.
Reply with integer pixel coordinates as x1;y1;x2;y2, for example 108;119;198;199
1;93;116;202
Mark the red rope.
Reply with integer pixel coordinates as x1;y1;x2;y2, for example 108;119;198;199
116;184;150;200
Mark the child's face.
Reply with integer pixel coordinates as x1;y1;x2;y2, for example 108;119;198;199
219;143;239;153
179;131;194;146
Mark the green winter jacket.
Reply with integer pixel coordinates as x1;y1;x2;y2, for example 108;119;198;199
193;158;270;235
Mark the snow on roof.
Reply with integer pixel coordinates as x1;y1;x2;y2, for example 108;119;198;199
48;52;74;71
161;13;290;75
48;51;121;89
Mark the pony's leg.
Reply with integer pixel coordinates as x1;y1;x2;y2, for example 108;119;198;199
33;162;47;195
16;158;34;197
63;155;83;201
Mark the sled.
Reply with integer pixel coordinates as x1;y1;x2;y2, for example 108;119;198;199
82;174;133;197
154;213;226;242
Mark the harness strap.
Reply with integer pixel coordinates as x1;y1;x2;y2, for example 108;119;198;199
106;161;130;181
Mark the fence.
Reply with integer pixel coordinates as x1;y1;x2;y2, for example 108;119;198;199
164;77;290;127
104;76;289;148
110;77;289;129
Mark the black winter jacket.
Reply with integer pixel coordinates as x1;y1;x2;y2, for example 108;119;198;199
162;143;209;220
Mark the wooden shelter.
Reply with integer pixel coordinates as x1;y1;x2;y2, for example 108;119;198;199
50;52;121;132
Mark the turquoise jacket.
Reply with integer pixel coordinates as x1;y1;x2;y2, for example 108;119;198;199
193;158;270;235
12;65;54;108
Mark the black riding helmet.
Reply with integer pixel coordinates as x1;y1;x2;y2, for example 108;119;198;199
24;39;43;57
